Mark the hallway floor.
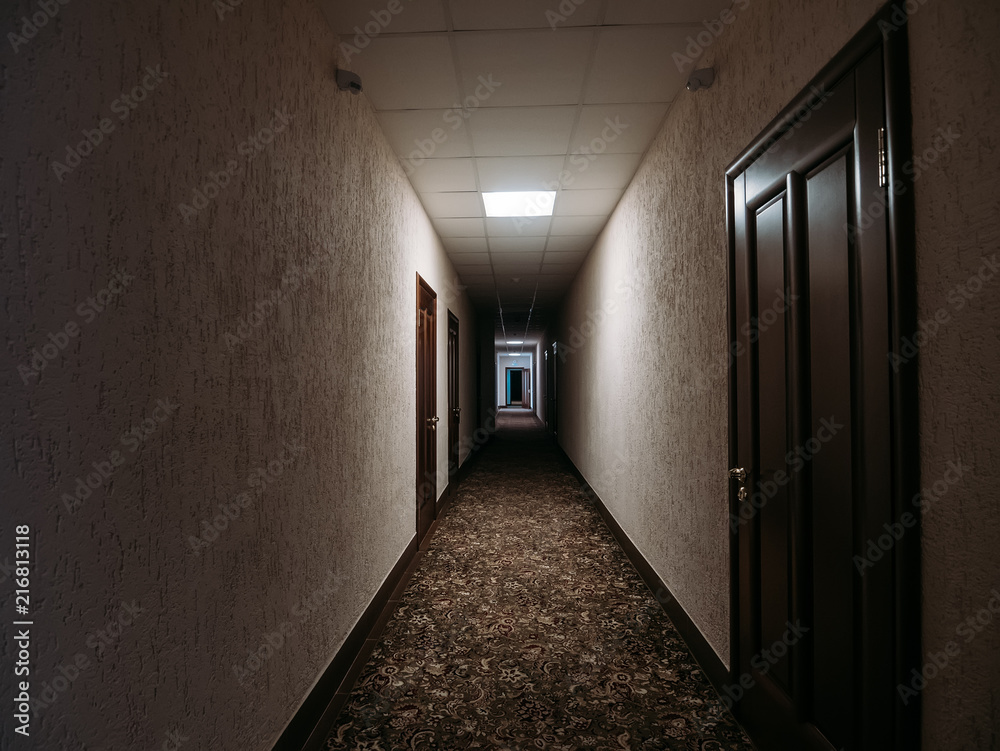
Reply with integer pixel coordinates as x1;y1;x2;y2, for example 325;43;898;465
323;412;754;750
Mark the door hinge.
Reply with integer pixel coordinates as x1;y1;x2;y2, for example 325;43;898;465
877;127;888;187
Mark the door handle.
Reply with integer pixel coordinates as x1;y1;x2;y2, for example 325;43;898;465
729;467;748;502
427;416;439;431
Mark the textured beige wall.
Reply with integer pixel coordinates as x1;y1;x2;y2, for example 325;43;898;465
0;0;475;748
556;0;999;746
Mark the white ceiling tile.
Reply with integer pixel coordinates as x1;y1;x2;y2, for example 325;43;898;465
554;189;623;217
441;237;489;255
566;153;643;190
544;247;588;260
454;30;594;108
351;36;461;110
584;27;696;104
420;191;484;217
443;237;489;253
449;0;604;30
465;278;495;285
454;266;493;277
476;156;566;191
492;252;543;267
486;217;551;237
604;0;735;25
488;237;548;253
450;251;491;265
570;103;670;154
541;261;582;272
433;217;486;237
550;215;607;235
546;236;596;253
469;106;578;157
321;0;448;34
378;111;473;160
407;158;478;192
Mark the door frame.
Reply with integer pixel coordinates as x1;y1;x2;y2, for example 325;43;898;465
415;274;437;545
447;310;460;503
505;367;524;406
725;4;919;748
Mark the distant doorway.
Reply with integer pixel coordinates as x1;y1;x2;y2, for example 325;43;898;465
506;368;523;406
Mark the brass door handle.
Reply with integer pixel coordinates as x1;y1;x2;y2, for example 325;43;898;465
427;416;439;430
729;467;748;502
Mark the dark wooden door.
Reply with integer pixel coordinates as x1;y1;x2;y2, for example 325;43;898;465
727;11;918;750
447;312;461;481
523;368;531;411
416;275;437;543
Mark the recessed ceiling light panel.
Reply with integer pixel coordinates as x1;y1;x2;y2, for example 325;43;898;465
483;191;556;218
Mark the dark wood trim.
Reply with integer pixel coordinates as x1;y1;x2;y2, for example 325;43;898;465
276;440;490;749
556;447;731;695
882;11;921;750
272;534;419;751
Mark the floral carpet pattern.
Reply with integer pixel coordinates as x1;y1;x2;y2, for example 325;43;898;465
325;410;755;750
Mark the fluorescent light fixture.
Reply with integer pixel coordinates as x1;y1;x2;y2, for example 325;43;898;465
483;191;556;218
506;340;523;345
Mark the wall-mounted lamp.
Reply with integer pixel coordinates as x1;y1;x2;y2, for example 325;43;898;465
686;68;715;92
336;68;363;94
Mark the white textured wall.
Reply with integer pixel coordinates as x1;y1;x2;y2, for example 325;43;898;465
556;0;1000;747
0;0;475;748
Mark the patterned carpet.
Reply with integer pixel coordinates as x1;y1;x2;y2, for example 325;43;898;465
324;409;754;750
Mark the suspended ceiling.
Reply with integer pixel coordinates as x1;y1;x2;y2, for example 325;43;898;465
320;0;730;340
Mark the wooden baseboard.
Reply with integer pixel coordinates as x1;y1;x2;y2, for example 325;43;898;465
555;447;731;695
274;447;487;750
271;533;418;751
